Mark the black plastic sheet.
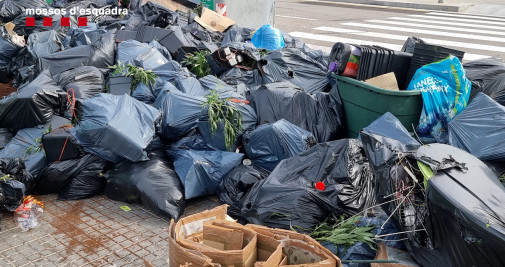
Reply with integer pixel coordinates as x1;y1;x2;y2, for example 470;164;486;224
57;155;107;200
261;48;330;94
0;70;67;131
217;164;269;220
0;0;48;22
104;151;186;220
0;129;14;150
242;139;375;231
0;179;25;212
448;93;505;161
169;149;244;199
463;57;505;106
55;66;105;100
72;93;161;163
247;82;344;142
243;119;316;171
27;30;64;58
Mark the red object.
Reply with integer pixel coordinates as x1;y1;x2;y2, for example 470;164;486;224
61;17;70;27
26;17;35;27
315;182;325;191
43;17;52;27
78;17;88;27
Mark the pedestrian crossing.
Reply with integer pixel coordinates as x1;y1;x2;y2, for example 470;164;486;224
287;11;505;61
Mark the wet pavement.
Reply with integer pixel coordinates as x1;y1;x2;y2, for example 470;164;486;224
0;194;221;267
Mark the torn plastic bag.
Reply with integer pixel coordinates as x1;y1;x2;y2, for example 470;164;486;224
251;25;285;51
222;25;254;44
34;154;104;195
401;37;426;54
72;94;161;162
261;48;331;94
247;82;344;142
413;144;505;267
219;68;264;89
174;76;206;96
206;43;260;77
0;0;48;22
407;55;471;143
27;30;63;58
0;129;14;150
448;93;505;161
57;155;107;200
38;29;116;76
243;119;316;171
170;149;244;199
155;89;205;141
217;164;269;220
241;139;375;230
199;99;258;152
463;57;505;106
0;128;48;186
0;70;67;131
104;151;185;220
1;179;25;212
55;66;105;100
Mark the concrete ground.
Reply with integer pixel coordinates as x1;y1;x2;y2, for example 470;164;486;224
0;195;221;267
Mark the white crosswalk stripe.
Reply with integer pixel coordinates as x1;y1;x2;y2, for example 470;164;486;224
286;11;504;62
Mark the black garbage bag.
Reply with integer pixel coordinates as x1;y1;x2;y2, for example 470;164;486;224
0;158;32;202
55;66;105;100
416;144;505;267
217;164;269;220
463;57;505;106
243;119;316;171
155;88;205;141
0;128;48;180
261;48;330;93
219;68;264;89
38;29;116;76
72;93;161;163
68;23;107;47
169;134;215;151
206;42;260;77
198;99;257;152
104;151;186;220
116;40;171;68
448;93;505;161
0;179;25;212
152;61;190;83
0;70;67;131
13;14;70;39
0;26;21;79
247;81;344;142
9;46;38;88
222;25;254;44
169;149;244;199
125;2;178;30
56;155;107;200
34;154;104;195
27;30;63;58
174;76;206;96
241;139;375;231
0;0;48;22
0;129;14;150
131;78;175;105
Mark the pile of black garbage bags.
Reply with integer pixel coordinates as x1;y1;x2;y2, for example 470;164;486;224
1;1;505;267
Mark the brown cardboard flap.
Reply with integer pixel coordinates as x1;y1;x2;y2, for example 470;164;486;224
195;7;236;32
203;221;244;250
175;205;228;240
256;233;283;267
169;219;217;267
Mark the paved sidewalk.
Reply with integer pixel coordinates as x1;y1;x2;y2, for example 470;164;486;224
0;195;221;267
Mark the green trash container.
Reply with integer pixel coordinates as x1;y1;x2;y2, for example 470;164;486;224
333;74;423;138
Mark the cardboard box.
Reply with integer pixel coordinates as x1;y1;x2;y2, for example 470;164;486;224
195;7;236;32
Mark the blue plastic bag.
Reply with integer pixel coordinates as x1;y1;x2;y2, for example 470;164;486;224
407;56;471;142
251;25;285;51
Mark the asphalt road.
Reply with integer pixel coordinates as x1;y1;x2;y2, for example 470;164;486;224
275;0;505;61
